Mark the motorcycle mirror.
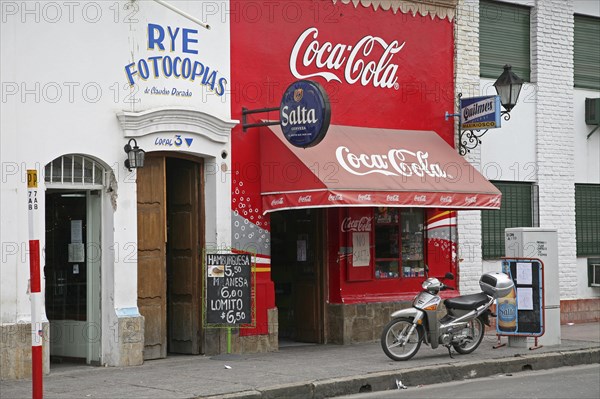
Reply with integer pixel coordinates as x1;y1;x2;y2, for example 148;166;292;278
444;272;455;280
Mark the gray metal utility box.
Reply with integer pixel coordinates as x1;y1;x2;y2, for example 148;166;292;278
479;272;514;298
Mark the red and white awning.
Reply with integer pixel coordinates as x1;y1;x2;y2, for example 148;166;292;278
260;125;501;213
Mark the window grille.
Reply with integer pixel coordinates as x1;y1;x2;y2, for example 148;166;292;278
44;155;106;187
576;184;600;256
482;181;538;259
480;0;531;81
574;15;600;90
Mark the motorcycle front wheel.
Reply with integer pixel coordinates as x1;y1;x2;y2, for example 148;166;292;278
452;316;485;354
381;317;422;361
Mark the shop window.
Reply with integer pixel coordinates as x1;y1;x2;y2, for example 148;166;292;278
482;182;538;259
375;208;425;279
480;0;531;81
576;184;600;256
574;15;600;90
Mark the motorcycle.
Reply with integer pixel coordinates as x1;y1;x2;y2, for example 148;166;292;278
381;270;514;361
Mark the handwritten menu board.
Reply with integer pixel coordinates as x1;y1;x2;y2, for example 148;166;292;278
206;254;251;325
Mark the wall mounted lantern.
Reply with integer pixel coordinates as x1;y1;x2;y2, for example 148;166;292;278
124;138;145;171
447;64;524;156
494;64;525;113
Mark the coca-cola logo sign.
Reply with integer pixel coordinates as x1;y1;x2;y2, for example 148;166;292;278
341;216;373;232
335;146;449;178
290;27;404;90
280;80;331;148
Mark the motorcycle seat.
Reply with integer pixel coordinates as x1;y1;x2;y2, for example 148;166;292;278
444;293;490;310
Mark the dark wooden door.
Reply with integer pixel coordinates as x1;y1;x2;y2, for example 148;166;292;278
137;156;167;360
293;210;324;343
166;158;202;354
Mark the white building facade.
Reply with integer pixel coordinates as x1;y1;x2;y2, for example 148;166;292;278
456;0;599;319
1;0;234;379
1;0;598;381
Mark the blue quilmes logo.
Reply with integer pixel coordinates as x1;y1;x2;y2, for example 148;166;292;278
460;95;501;129
124;23;227;96
279;80;331;148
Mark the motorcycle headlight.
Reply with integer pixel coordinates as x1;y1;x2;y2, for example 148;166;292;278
422;277;441;294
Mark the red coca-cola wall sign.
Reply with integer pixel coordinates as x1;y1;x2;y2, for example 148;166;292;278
231;1;454;140
230;0;455;236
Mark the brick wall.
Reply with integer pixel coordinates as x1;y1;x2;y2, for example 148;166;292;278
455;0;484;294
531;0;577;299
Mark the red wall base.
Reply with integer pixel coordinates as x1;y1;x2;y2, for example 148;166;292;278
560;298;600;324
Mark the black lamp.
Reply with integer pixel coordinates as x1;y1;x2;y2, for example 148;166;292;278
493;64;524;113
124;138;145;171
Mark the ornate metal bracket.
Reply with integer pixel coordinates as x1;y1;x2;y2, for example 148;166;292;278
446;93;512;156
457;112;511;156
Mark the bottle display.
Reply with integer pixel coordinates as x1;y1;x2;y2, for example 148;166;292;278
497;286;517;332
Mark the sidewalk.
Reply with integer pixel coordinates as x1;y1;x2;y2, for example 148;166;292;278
1;323;598;399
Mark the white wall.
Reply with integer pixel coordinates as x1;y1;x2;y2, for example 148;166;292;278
1;1;233;359
574;0;600;17
477;0;599;300
480;80;538;182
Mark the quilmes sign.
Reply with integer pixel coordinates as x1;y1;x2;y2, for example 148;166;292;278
280;80;331;148
460;95;501;130
124;23;227;97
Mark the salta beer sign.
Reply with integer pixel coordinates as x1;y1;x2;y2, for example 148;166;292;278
279;80;331;148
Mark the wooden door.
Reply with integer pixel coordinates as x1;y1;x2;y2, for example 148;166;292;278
293;210;324;343
137;156;167;360
166;158;202;354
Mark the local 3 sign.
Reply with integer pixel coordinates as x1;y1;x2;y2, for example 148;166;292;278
280;80;331;148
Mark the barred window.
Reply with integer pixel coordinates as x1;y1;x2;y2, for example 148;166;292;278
480;0;531;82
45;154;105;187
574;15;600;90
482;181;538;259
575;184;600;256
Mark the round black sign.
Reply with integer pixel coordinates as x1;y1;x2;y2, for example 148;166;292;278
279;80;331;148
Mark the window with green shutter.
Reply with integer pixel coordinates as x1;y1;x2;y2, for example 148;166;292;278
574;15;600;90
575;184;600;256
482;182;538;259
480;0;531;82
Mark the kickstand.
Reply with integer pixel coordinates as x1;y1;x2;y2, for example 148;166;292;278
492;334;506;349
447;346;454;359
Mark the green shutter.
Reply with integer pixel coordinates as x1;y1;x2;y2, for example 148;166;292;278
482;182;535;259
575;184;600;256
480;0;531;82
574;15;600;90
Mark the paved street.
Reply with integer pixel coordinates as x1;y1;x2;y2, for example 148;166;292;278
337;364;600;399
0;323;598;398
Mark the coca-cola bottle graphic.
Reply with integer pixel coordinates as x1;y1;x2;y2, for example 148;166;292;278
498;287;517;332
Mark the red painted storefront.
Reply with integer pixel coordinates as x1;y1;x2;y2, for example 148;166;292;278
229;0;498;343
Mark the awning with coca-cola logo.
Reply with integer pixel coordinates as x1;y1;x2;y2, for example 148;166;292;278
260;124;501;213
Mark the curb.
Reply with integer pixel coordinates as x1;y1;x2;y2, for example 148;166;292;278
199;348;600;399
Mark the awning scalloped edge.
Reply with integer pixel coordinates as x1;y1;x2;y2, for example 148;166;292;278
332;0;457;21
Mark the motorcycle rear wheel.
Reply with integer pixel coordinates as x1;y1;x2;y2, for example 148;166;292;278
381;317;422;361
452;316;485;354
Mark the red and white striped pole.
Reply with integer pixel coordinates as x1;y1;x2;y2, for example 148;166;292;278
27;169;43;399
